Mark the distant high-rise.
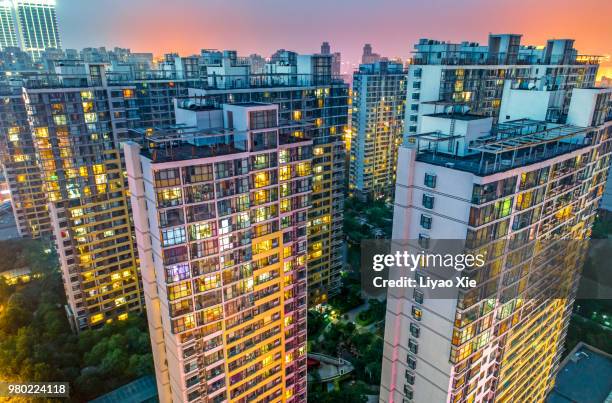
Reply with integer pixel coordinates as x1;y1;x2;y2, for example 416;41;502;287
321;41;330;55
0;1;18;48
318;42;340;76
362;43;381;64
0;0;61;59
350;60;406;200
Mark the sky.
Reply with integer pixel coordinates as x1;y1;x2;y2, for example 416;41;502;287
56;0;612;77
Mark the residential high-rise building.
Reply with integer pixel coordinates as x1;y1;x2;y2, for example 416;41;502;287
0;0;61;59
22;63;143;330
362;43;382;65
247;53;266;75
320;41;330;55
0;0;18;49
380;85;612;403
125;102;309;403
320;42;341;76
321;42;331;55
188;52;349;305
404;34;600;137
0;77;51;237
350;60;406;200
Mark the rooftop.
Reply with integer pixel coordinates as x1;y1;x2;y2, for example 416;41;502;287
136;125;311;164
426;112;486;121
89;375;158;403
410;119;591;176
546;343;612;403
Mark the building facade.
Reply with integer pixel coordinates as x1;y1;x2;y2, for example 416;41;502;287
0;79;51;237
350;60;406;200
22;64;143;330
404;34;599;138
188;53;349;305
380;87;612;403
125;103;309;403
0;0;61;59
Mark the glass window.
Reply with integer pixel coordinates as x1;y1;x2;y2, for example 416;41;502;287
422;194;434;209
420;215;432;229
410;323;420;337
424;173;436;188
413;289;424;304
411;306;422;321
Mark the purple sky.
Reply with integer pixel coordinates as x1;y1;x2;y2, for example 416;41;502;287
56;0;612;76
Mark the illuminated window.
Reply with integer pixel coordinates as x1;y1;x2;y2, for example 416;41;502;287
123;89;134;98
53;115;67;126
296;162;310;177
8;127;19;142
84;113;97;123
279;166;291;181
82;101;94;112
33;127;49;138
90;313;104;324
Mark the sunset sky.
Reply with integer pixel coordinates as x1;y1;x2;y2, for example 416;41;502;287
56;0;612;77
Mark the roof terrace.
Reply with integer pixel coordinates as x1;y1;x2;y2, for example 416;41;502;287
134;124;312;164
410;118;592;176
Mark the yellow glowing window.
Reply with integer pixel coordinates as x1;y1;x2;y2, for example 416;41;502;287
79;166;88;177
279;166;291;181
34;127;49;138
292;110;302;120
123;89;134;98
313;147;323;156
315;118;322;127
13;154;27;162
111;273;121;281
17;174;26;182
293;130;303;138
93;164;105;174
280;199;290;213
8;127;19;142
80;91;94;100
90;313;104;324
283;246;292;259
296;162;310;177
254;172;270;188
263;355;275;366
118;313;128;321
115;297;126;306
71;208;83;218
82;101;94;112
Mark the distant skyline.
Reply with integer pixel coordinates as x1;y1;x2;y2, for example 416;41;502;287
56;0;611;77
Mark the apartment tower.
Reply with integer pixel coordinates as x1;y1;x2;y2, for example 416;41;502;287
22;63;143;330
0;0;61;59
350;60;406;200
125;103;309;402
380;84;612;402
189;52;349;305
0;78;51;237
